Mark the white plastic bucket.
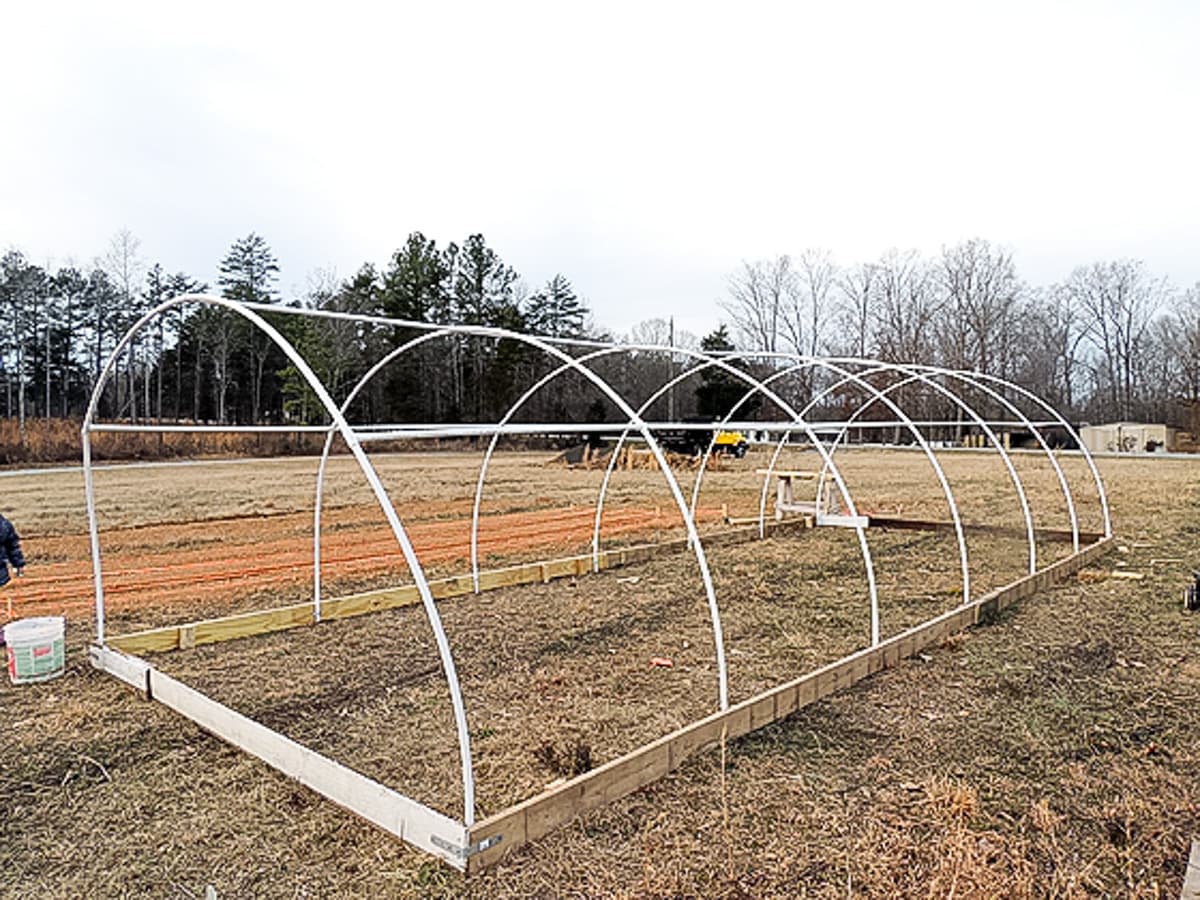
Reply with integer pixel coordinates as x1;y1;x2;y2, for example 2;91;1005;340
4;616;66;684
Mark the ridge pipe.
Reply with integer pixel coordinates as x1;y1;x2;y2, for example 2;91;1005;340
349;419;1058;440
82;295;478;827
241;300;661;353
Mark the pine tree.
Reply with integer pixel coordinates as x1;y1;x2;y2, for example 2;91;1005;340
379;232;451;322
695;326;753;419
219;233;280;421
525;274;586;338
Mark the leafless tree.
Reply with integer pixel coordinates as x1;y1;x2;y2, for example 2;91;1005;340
101;228;146;420
1067;259;1170;419
785;248;836;357
1170;284;1200;403
835;262;878;358
1146;283;1200;428
872;249;941;364
937;238;1023;377
620;318;700;414
1026;282;1089;412
721;256;795;352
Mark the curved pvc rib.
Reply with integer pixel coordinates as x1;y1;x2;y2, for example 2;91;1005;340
966;372;1111;540
470;349;615;591
683;360;971;610
698;360;971;612
591;359;708;563
83;295;478;827
465;339;731;710
917;366;1079;553
82;426;103;641
347;333;733;713
313;329;455;620
578;350;881;647
470;344;732;709
811;359;1037;576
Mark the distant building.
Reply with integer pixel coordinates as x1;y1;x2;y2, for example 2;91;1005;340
1079;422;1179;453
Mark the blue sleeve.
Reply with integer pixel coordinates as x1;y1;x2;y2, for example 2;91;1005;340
3;521;23;569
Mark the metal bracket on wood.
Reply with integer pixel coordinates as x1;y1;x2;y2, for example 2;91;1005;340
430;833;503;861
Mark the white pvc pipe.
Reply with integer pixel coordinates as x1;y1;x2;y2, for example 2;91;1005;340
918;367;1079;552
82;427;105;643
349;419;1055;438
312;330;455;621
691;359;972;615
575;350;882;646
811;359;1037;576
464;343;738;707
83;295;479;827
88;423;332;433
966;372;1112;539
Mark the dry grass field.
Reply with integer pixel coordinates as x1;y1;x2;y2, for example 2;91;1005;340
1;447;1197;898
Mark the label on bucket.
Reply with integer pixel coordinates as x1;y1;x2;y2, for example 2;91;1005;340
5;617;66;684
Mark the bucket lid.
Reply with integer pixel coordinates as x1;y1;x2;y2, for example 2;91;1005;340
3;616;65;643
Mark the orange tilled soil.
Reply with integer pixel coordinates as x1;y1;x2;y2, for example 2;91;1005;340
8;503;723;620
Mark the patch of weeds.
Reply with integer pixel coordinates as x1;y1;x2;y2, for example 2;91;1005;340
1066;638;1117;674
533;739;593;778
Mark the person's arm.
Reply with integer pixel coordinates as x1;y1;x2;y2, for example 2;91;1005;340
5;523;24;574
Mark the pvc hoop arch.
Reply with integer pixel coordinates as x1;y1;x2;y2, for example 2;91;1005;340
82;295;479;825
312;328;456;618
965;372;1112;539
813;364;1081;553
313;329;737;711
744;354;1038;577
465;344;882;647
681;358;972;608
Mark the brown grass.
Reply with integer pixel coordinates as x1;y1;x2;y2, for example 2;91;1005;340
0;417;338;465
1;448;1197;898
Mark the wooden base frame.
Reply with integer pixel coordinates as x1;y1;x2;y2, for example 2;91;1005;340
90;517;1112;873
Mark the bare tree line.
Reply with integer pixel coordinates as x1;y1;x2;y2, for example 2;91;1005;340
5;227;1195;452
721;238;1196;425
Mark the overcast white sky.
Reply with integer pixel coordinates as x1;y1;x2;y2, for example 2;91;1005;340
2;1;1197;338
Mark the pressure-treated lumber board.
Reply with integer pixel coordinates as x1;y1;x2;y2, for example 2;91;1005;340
1182;838;1200;900
91;644;472;869
195;603;314;646
109;625;181;655
465;535;1115;871
89;644;151;693
103;513;1087;656
867;516;1103;545
106;517;814;656
92;534;1113;874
